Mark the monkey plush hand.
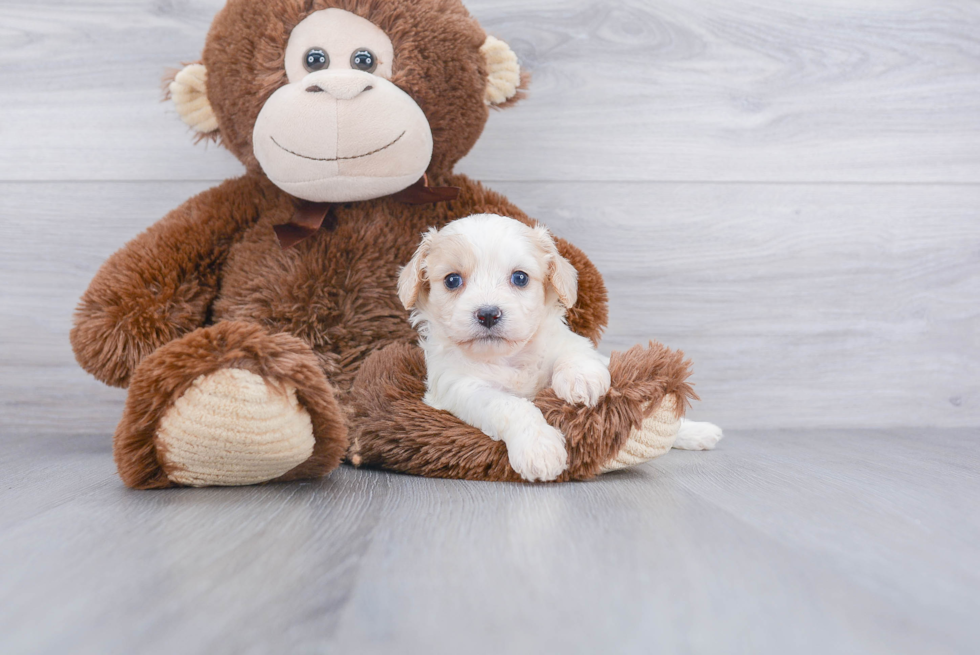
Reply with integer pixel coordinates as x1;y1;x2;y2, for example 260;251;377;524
71;0;695;489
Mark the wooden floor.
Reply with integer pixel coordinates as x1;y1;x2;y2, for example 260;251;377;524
1;428;978;654
1;0;979;653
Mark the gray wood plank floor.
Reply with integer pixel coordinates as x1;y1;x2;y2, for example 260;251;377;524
1;428;978;655
1;0;979;653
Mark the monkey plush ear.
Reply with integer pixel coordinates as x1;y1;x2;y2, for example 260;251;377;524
481;36;526;106
167;63;220;137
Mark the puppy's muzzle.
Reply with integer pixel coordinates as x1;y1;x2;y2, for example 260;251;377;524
475;306;503;329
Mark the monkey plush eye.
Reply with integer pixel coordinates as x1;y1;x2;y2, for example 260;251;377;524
511;271;530;288
304;48;329;72
350;48;378;73
444;273;463;290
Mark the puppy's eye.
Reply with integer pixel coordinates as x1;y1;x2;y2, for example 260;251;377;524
444;273;464;290
304;48;329;72
350;48;378;74
511;271;530;288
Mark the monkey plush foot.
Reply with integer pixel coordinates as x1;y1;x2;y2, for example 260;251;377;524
599;394;681;473
114;321;348;489
156;368;315;487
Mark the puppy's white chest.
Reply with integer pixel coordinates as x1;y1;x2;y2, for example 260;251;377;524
496;358;551;399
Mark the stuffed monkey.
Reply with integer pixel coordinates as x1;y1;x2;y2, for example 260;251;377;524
71;0;696;489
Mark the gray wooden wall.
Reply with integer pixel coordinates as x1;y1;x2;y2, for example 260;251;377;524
1;0;978;434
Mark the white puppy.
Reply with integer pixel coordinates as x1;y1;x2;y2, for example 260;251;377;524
397;214;610;482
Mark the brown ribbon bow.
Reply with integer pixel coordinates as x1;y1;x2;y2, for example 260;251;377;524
273;175;461;249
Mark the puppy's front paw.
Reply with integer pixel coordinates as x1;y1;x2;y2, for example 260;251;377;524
551;359;611;407
507;423;568;482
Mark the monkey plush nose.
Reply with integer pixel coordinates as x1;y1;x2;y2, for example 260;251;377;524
476;306;502;329
304;73;375;100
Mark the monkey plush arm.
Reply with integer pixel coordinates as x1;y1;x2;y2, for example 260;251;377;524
348;341;694;482
71;175;269;388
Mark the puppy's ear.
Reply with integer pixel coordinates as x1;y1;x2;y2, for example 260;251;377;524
532;226;578;309
398;229;436;309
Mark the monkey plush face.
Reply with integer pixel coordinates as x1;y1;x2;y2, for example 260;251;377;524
253;9;433;202
168;0;525;203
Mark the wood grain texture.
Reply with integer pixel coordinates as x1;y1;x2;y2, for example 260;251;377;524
1;0;979;182
1;427;978;655
2;181;976;433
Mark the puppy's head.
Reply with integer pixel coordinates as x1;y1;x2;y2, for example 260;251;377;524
398;214;578;357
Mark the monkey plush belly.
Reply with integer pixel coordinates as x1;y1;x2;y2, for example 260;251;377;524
211;202;428;391
209;174;606;392
209;174;535;389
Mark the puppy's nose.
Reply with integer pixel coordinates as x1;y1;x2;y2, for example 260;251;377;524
475;306;502;329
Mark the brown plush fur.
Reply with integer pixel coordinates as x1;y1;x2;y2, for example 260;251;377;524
347;341;695;482
71;0;684;489
70;176;276;388
115;321;348;489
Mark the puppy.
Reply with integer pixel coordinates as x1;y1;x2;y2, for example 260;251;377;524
397;214;611;482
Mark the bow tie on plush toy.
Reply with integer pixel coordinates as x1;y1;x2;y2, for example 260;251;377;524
274;175;460;249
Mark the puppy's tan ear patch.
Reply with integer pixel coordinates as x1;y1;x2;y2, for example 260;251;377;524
167;63;220;137
481;36;526;107
398;229;436;310
532;226;578;309
549;251;579;309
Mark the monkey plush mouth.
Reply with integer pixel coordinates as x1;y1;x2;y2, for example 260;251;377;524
270;132;406;162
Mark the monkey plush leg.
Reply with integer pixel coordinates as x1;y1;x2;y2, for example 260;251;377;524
598;395;681;473
154;368;316;487
346;341;695;482
114;321;347;489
